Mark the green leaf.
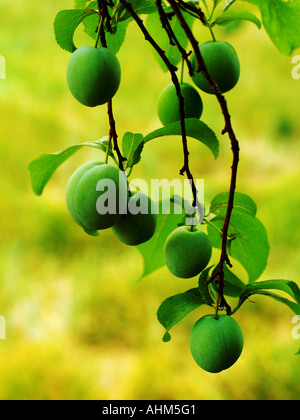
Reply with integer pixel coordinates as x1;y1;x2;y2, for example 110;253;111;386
242;0;300;55
212;10;261;29
157;288;206;341
207;211;269;282
231;279;300;315
122;132;144;170
146;9;195;71
236;290;300;315
28;138;116;196
144;118;219;159
242;279;300;303
209;191;257;217
54;9;98;53
136;197;187;279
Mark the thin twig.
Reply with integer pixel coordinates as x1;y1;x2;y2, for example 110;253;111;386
98;0;126;171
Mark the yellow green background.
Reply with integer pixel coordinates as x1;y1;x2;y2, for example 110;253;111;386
0;0;299;400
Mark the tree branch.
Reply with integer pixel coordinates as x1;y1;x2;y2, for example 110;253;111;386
167;0;240;314
155;0;193;75
119;0;202;215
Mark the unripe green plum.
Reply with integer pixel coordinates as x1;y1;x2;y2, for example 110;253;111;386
66;161;128;232
66;46;121;107
112;191;157;246
191;41;240;94
164;226;212;278
157;82;203;126
190;315;244;373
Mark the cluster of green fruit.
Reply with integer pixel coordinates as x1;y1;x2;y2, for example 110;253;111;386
66;46;157;245
157;40;240;126
65;161;157;246
157;40;243;373
65;41;243;373
163;227;243;373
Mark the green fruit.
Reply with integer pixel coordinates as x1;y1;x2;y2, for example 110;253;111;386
157;82;203;126
191;41;240;94
164;226;212;278
112;191;157;246
190;315;244;373
66;161;128;232
66;46;121;107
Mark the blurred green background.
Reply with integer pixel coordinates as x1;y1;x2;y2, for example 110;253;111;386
0;0;300;400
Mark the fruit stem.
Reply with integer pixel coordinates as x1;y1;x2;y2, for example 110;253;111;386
208;23;216;42
203;15;216;42
203;218;223;235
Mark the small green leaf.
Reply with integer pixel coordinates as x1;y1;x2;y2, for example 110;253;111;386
54;9;98;53
242;0;300;55
28;138;116;196
157;288;206;341
144;119;219;159
231;279;300;316
210;192;257;217
207;211;269;282
242;279;300;303
122;132;144;170
213;10;261;29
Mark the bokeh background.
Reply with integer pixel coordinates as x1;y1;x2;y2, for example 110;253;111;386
0;0;300;400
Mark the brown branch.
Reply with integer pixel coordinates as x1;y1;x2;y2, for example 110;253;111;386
119;0;202;215
176;0;207;25
168;0;240;314
155;0;193;75
97;0;126;171
107;101;126;171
